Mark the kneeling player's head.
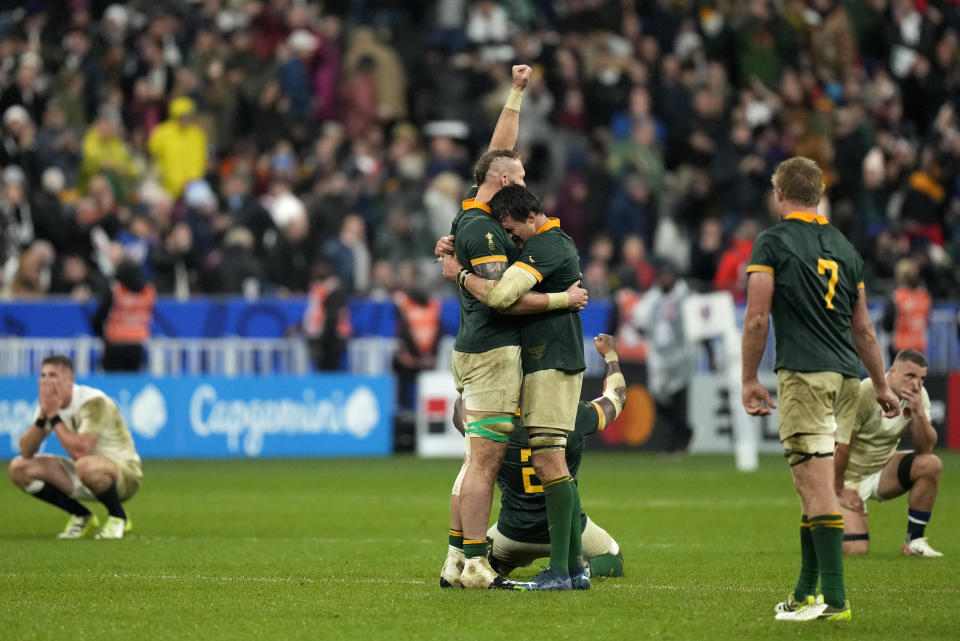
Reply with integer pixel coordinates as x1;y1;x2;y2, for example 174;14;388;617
890;350;928;396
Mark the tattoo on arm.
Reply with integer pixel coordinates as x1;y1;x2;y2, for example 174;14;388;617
474;261;508;280
596;397;619;427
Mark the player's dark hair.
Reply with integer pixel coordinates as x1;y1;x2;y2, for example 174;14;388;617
894;349;928;368
41;354;75;372
489;184;542;223
473;148;521;186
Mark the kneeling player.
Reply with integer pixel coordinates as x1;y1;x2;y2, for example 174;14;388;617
835;350;943;557
8;355;142;539
441;335;625;586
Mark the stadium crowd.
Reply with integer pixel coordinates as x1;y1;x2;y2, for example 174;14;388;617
1;0;960;308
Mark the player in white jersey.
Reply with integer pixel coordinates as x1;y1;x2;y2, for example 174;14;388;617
835;350;943;557
8;355;142;539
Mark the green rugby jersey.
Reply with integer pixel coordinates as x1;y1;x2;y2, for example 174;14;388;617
746;211;866;378
450;187;520;353
514;220;585;374
495;401;602;544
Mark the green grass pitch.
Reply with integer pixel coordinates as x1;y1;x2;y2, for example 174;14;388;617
2;452;958;640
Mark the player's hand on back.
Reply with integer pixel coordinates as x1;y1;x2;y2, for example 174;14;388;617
875;384;901;419
741;379;776;416
434;235;455;260
566;280;588;311
442;254;464;282
512;65;532;91
593;333;615;355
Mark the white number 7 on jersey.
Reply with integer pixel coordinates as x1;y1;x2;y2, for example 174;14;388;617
817;258;839;310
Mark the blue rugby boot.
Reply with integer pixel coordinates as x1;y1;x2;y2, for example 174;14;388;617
570;565;591;590
517;567;572;591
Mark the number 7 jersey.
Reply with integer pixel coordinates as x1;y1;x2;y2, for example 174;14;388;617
746;211;865;378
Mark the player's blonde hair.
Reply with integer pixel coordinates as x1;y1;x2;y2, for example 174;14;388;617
474;148;521;186
771;156;825;207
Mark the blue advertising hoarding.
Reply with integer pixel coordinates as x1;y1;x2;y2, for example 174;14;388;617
0;375;394;459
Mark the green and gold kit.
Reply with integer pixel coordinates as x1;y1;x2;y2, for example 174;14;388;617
747;212;865;378
513;219;585;374
450;187;520;353
495;401;603;544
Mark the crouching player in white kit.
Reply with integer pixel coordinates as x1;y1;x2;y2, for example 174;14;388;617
835;349;943;557
441;334;625;586
8;355;142;539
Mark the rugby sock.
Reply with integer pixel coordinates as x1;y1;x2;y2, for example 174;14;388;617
567;479;583;572
544;475;574;575
449;529;464;550
906;509;931;541
810;513;845;608
793;514;818;601
463;539;487;560
27;482;91;517
94;481;126;519
588;553;624;578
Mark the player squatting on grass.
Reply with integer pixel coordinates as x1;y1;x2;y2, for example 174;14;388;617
741;156;900;622
8;354;142;539
432;63;588;590
836;349;944;558
445;334;626;583
443;184;590;591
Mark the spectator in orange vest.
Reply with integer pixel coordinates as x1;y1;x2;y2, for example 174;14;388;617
392;261;441;415
92;257;156;372
302;259;351;371
883;257;932;364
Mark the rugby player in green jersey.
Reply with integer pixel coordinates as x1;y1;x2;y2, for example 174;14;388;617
741;157;899;621
434;65;589;590
481;334;625;579
443;184;589;590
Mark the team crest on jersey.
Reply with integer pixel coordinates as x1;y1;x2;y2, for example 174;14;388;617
528;256;535;263
486;232;494;251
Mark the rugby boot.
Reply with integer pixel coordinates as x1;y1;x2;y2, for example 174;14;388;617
440;546;464;588
515;567;572;591
57;514;99;539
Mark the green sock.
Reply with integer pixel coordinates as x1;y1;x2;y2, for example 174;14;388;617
588;552;623;577
544;475;574;574
463;539;487;559
794;514;818;601
449;529;463;550
567;479;583;572
810;513;846;607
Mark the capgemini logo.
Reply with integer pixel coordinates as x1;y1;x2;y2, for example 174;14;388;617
189;384;381;456
129;384;167;439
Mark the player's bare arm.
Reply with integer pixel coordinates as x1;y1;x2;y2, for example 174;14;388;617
741;271;777;416
442;253;587;313
488;65;531;151
851;290;899;418
591;334;626;427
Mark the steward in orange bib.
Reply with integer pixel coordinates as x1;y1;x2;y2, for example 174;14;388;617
93;258;155;372
882;258;931;363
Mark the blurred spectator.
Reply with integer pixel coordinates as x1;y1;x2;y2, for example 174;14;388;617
632;259;697;453
613;234;655;292
303;259;351;371
714;219;759;302
883;257;932;363
80;107;139;196
147;97;207;197
2;242;54;299
92;257;155;372
393;261;441;411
